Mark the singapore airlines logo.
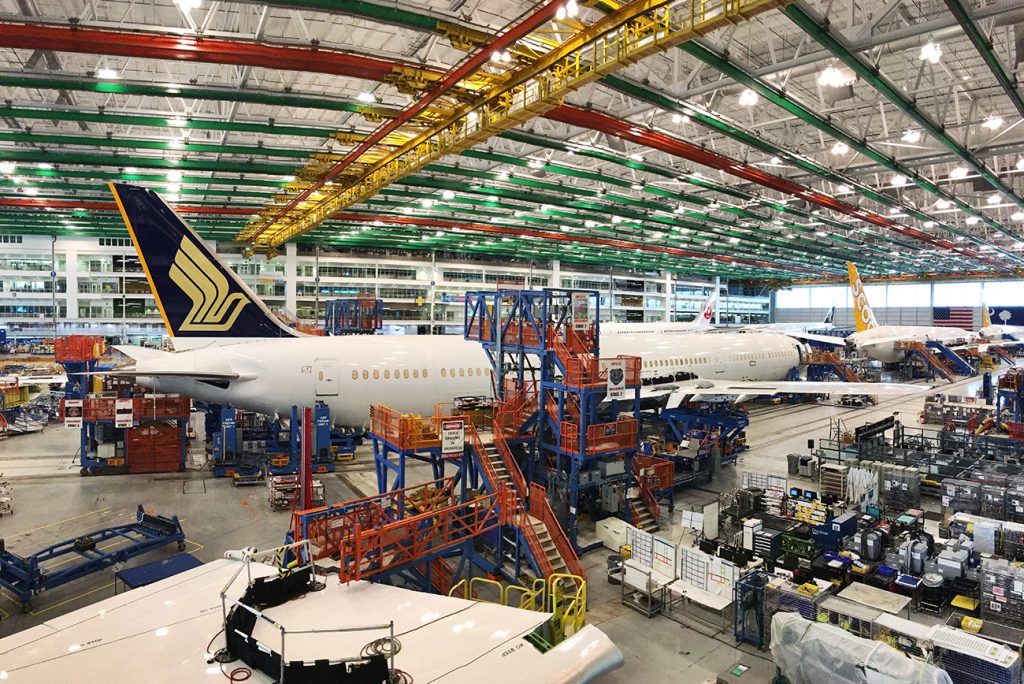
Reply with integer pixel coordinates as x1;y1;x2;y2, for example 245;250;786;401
850;275;878;329
169;237;249;331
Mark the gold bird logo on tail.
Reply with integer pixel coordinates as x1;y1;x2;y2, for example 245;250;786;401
170;237;249;331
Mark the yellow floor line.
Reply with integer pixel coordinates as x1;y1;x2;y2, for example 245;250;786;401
8;507;114;537
29;582;116;616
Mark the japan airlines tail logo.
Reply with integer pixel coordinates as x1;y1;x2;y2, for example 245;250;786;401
170;237;249;331
703;300;714;320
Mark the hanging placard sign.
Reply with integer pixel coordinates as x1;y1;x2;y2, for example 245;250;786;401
115;398;134;428
64;399;83;428
441;419;465;455
571;293;590;330
603;359;626;399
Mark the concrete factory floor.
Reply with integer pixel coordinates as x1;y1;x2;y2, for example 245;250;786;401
0;367;1007;681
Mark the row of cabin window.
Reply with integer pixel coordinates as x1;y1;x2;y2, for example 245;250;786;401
642;351;789;369
351;367;488;380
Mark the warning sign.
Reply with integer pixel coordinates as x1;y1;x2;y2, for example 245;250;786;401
441;419;465;455
602;359;626;399
64;399;83;428
115;397;134;428
571;292;590;330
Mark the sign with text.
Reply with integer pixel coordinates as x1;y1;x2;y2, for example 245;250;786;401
114;398;134;428
441;419;466;455
571;292;590;330
64;399;83;428
602;359;626;399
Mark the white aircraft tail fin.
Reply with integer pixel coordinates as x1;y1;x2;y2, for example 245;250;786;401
689;291;717;331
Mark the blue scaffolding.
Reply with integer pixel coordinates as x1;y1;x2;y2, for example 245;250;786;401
323;298;383;335
464;288;643;551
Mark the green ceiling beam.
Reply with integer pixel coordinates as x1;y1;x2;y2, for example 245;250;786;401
0;149;294;175
0;74;392;116
0;107;336;139
784;3;1024;216
0;131;316;158
675;42;1021;257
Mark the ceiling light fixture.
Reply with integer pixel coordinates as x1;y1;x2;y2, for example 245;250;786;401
770;156;781;165
0;161;15;174
988;193;1002;205
671;113;690;124
817;65;846;88
890;173;908;187
919;41;942;64
37;162;53;170
1013;212;1024;222
356;92;375;103
24;187;37;196
167;170;182;182
966;216;980;225
1016;158;1024;171
123;167;137;174
174;0;201;10
831;142;849;155
96;68;119;80
441;190;455;200
835;184;852;194
901;130;922;144
982;114;1004;130
949;166;969;180
935;199;951;209
738;89;758;107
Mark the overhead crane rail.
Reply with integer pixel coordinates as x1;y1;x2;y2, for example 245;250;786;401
242;0;788;248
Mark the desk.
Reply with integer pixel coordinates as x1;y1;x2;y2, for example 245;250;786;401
666;579;734;633
621;560;671;617
838;582;912;618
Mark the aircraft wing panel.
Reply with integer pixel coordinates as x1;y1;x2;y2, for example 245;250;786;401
785;332;847;346
666;379;927;407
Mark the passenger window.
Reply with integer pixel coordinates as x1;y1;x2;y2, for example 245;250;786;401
459;368;465;377
403;369;409;379
362;370;368;380
413;369;419;378
384;370;390;379
441;368;447;377
373;369;379;380
477;368;483;376
450;368;455;377
351;370;358;380
423;369;429;378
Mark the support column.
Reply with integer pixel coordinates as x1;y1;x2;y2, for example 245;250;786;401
663;271;672;322
714;276;721;326
284;242;298;315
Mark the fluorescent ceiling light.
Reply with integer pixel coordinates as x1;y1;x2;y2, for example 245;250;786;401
890;174;908;187
0;161;15;174
835;184;852;194
96;68;119;79
738;89;758;107
831;142;849;155
671;113;690;124
124;167;138;174
949;166;969;180
167;170;183;182
441;190;455;200
982;114;1004;130
24;187;38;196
37;162;53;170
987;193;1002;205
919;41;942;64
356;92;375;103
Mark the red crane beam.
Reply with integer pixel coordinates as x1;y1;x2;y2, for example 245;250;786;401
0;22;438;81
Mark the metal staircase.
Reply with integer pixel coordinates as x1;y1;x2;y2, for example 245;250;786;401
804;350;862;382
927;341;977;376
628;496;660;534
895;341;958;382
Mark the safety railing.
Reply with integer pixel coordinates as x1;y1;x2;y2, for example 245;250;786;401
528;483;585;579
806;350;861;382
292;477;456;559
562;354;641;389
339;485;511;582
61;394;192;421
638;480;660;522
635;455;674;491
448;573;585;644
895;341;957;380
218;541;397;684
370;404;441;450
560;416;638;455
492;429;529;498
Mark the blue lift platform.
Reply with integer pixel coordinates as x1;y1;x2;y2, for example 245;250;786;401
324;297;383;335
207;402;352;479
0;505;185;611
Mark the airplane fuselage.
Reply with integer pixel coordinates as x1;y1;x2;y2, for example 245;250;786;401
980;324;1024;340
848;326;976;363
136;332;804;426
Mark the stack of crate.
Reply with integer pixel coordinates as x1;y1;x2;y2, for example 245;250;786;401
942;478;981;518
819;463;848;500
980;559;1024;630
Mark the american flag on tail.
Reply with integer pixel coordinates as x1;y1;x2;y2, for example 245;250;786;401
933;306;974;328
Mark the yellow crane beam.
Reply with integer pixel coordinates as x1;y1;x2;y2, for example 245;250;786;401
240;0;788;249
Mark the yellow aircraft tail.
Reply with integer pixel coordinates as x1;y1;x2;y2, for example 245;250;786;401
846;262;878;332
982;305;992;329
